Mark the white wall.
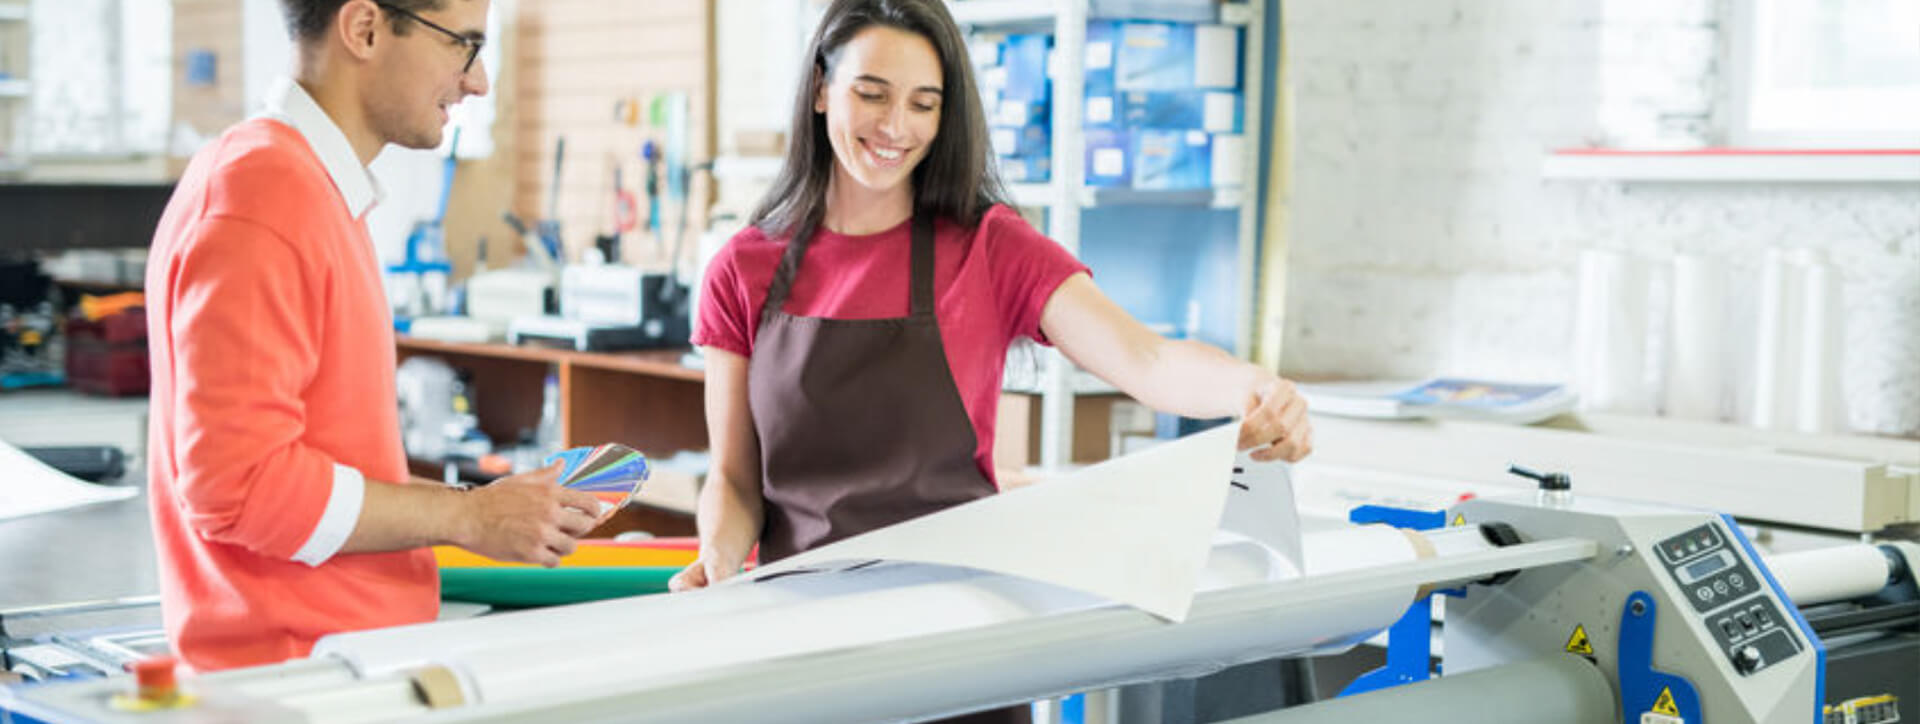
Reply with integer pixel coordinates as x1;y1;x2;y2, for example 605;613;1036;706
1278;0;1919;437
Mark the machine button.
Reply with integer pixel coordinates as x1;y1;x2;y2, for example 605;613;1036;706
1714;580;1730;596
1730;573;1746;589
1718;618;1738;637
1696;586;1714;602
1751;607;1771;626
1736;613;1755;632
1734;645;1763;674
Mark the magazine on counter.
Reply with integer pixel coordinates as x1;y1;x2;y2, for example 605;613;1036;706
1299;378;1577;425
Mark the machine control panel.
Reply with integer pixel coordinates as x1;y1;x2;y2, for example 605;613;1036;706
1655;523;1803;676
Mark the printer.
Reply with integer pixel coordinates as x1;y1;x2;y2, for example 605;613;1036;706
509;264;690;352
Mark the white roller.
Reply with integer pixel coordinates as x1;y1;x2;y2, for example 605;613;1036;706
316;525;1463;710
7;531;1594;724
1305;523;1426;574
1765;544;1891;606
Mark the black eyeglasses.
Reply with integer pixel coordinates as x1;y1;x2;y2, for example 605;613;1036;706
376;2;484;74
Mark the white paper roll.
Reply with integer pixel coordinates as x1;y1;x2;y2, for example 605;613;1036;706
1795;258;1846;434
1764;544;1890;606
1663;255;1729;421
1750;249;1803;429
1303;523;1423;575
1574;250;1653;414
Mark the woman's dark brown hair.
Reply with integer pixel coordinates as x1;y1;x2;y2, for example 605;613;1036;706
749;0;1007;241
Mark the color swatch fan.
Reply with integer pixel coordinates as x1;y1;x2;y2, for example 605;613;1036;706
544;443;650;520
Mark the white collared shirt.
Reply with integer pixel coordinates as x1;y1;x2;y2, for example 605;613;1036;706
258;77;387;221
257;76;382;567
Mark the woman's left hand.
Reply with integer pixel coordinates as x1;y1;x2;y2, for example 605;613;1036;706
1239;374;1312;462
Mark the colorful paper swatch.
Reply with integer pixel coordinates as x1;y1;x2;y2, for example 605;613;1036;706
544;443;650;519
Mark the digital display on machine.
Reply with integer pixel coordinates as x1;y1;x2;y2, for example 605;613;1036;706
1685;553;1731;580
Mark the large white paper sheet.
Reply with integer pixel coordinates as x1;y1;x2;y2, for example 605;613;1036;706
0;438;137;521
1219;453;1303;577
739;422;1262;622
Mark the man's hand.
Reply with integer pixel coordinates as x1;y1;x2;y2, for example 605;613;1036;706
1240;374;1313;463
452;462;604;567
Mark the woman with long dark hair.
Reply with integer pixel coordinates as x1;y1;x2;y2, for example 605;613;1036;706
676;0;1309;630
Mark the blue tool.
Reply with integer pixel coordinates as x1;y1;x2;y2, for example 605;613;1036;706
641;139;663;250
387;130;459;330
537;136;566;261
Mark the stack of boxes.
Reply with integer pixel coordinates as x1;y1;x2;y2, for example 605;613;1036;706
1084;20;1244;190
976;32;1055;183
972;12;1246;192
972;18;1245;191
65;308;149;397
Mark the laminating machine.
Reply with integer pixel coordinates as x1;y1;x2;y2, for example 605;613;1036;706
5;484;1915;723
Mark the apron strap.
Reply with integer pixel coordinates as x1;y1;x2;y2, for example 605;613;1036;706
908;214;935;320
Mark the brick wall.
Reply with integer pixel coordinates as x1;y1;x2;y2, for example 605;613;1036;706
1277;0;1919;436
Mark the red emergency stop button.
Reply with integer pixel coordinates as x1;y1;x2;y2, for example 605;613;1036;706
131;656;178;703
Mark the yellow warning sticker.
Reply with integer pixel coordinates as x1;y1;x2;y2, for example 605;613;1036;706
1652;687;1680;716
1451;513;1466;527
1565;624;1594;656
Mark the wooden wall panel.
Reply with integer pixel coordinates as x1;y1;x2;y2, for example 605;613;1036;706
170;0;247;174
162;0;716;277
509;0;715;272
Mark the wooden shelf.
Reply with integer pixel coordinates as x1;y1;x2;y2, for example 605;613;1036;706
396;337;707;537
396;337;704;382
948;0;1252;26
395;337;708;459
1005;184;1245;209
949;0;1059;26
1542;147;1920;182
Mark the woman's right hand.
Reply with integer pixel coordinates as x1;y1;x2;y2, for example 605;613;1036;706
668;553;743;592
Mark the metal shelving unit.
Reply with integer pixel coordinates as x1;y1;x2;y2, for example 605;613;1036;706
953;0;1267;469
0;1;27;176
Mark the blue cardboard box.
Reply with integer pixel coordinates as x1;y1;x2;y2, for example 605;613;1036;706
1115;22;1241;92
998;154;1052;183
992;124;1051;159
991;97;1049;129
1085;128;1131;188
1121;90;1242;133
1131;129;1212;190
1000;33;1051;104
1115;22;1190;92
1084;21;1121;128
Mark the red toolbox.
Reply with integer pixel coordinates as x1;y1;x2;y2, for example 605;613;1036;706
66;308;148;397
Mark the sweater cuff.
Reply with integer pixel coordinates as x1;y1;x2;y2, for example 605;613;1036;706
290;463;366;566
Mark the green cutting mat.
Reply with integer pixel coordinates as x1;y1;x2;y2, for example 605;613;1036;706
439;566;679;607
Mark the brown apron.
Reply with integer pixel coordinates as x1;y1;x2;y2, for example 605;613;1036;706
749;214;997;563
747;215;1027;724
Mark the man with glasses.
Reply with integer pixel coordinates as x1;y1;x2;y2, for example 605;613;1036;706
146;0;602;671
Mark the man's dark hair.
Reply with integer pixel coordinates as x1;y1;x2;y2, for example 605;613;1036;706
277;0;446;41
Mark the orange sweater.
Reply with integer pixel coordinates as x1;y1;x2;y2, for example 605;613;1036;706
145;117;436;671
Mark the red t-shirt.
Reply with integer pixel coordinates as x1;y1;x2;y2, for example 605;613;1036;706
693;204;1088;483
